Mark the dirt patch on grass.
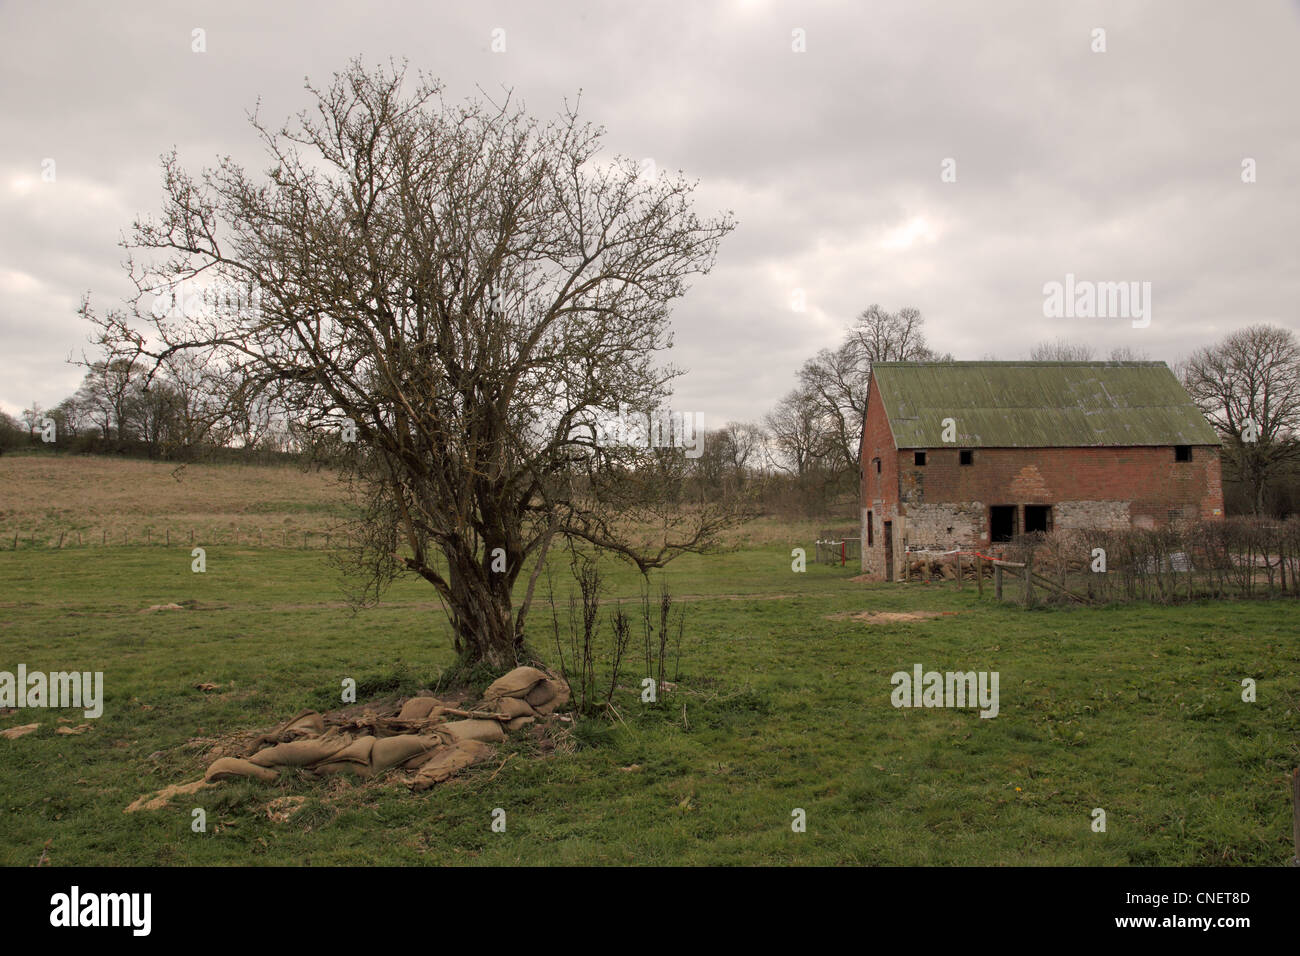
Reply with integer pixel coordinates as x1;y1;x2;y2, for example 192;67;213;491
828;610;963;624
673;593;796;602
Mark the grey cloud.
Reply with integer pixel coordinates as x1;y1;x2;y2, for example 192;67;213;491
2;0;1296;426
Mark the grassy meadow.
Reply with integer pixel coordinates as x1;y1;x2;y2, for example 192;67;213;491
0;455;1297;866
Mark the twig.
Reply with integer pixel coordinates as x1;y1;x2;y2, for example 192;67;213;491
486;753;515;782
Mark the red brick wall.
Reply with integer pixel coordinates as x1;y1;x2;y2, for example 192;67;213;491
893;445;1224;527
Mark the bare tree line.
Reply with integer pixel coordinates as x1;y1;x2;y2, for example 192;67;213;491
1;353;302;460
10;308;1298;524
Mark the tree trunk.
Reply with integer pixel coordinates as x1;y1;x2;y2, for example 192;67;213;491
444;542;524;668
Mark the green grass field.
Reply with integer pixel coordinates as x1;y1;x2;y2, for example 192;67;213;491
1;522;1297;866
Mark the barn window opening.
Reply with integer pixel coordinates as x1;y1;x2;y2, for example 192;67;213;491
1024;505;1053;535
867;511;874;546
1174;445;1191;462
914;451;927;466
959;450;973;466
990;505;1018;542
873;457;881;474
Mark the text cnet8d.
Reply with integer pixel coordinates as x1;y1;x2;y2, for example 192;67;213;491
1127;892;1251;908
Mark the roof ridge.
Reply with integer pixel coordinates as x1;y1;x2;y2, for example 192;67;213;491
872;360;1168;366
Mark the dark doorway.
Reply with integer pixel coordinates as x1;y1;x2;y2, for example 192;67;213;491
1024;505;1052;535
990;505;1018;542
867;511;873;547
883;521;894;581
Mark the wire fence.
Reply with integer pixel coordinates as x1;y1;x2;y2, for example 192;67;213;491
4;526;350;551
899;517;1300;604
815;529;861;567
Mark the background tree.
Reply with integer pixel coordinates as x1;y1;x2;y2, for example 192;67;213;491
849;304;944;365
19;403;45;439
770;304;946;513
689;420;764;498
764;388;828;478
1028;339;1150;362
797;338;869;478
1029;338;1094;361
81;61;738;668
1182;324;1300;515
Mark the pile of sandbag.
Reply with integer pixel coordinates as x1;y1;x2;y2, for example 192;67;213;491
480;664;569;729
130;666;569;808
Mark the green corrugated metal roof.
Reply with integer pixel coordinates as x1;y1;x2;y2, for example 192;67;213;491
872;361;1220;448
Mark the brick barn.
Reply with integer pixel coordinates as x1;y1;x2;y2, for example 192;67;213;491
859;361;1224;581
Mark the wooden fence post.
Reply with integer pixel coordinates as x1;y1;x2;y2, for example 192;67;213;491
1023;555;1034;607
995;564;1003;600
977;556;984;597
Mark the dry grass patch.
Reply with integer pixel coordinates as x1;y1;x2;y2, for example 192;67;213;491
0;455;347;544
827;610;963;624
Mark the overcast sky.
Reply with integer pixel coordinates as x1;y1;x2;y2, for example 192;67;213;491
2;0;1297;426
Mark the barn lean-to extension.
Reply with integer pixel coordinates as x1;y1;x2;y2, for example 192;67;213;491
859;361;1224;581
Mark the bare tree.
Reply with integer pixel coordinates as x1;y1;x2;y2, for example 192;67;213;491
849;305;944;364
80;61;738;668
1028;340;1149;362
719;420;764;478
795;304;945;485
764;388;830;477
798;338;869;477
160;352;226;450
690;420;764;496
1107;345;1149;361
72;358;140;440
19;403;44;439
1183;324;1300;515
1029;338;1095;361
